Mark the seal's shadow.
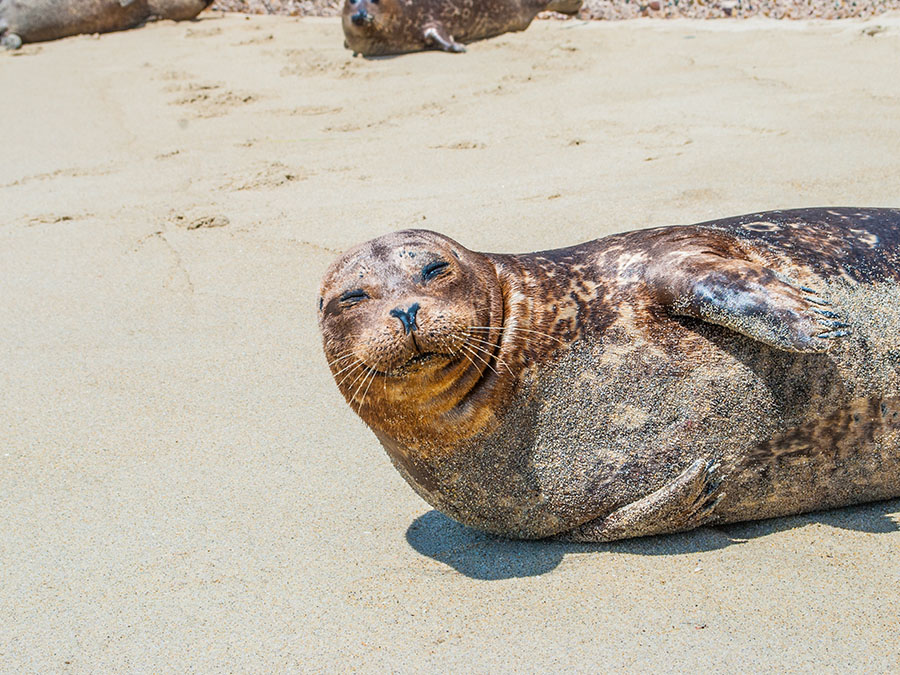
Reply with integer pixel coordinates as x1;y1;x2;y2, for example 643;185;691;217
405;501;900;580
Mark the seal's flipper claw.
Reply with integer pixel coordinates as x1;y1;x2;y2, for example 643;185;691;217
559;458;723;542
649;248;845;353
423;26;465;53
817;329;851;340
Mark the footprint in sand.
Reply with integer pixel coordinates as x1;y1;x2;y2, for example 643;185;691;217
171;212;230;230
25;213;92;226
163;78;258;118
429;141;487;150
223;161;310;191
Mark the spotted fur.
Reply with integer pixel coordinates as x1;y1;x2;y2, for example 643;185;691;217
341;0;582;56
318;207;900;540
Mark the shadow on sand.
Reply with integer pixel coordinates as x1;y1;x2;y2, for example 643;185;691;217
405;499;900;580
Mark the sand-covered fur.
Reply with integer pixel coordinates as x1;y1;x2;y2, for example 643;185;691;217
320;209;900;540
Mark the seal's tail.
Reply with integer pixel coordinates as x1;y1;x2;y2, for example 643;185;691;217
545;0;583;15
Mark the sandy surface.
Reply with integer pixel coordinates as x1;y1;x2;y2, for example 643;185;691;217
3;13;900;672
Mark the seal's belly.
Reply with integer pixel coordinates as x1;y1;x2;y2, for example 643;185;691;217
714;396;900;524
403;278;900;539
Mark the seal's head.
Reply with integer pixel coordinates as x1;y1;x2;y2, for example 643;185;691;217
341;0;411;56
318;230;509;449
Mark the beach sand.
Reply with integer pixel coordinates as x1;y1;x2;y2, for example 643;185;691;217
2;13;900;671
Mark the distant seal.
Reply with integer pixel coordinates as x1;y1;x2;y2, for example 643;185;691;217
318;208;900;541
341;0;583;56
0;0;213;48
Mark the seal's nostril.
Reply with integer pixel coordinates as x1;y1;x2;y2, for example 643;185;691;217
407;303;420;325
351;10;369;25
390;304;420;334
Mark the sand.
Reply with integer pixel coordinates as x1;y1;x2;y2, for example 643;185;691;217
211;0;900;20
2;12;900;672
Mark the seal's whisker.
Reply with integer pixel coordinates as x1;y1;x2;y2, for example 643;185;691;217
461;343;500;378
335;363;364;390
454;333;514;377
340;362;369;393
435;335;456;356
467;325;566;345
454;342;479;373
327;351;357;368
351;365;376;406
460;334;512;368
331;356;365;379
358;367;378;409
460;347;487;375
459;333;501;349
334;359;365;385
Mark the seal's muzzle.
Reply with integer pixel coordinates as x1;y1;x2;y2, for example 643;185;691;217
351;9;373;25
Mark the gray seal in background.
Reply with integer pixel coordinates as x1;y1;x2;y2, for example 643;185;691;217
0;0;213;48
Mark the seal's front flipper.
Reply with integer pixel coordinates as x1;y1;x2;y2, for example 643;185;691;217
1;31;22;50
423;26;465;53
560;459;723;542
649;252;848;353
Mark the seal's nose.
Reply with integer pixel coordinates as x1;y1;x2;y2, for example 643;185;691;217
351;10;371;25
390;303;420;334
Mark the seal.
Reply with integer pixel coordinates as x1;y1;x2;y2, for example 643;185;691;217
318;208;900;542
341;0;583;56
0;0;213;49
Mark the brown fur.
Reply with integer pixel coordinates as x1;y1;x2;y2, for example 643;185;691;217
0;0;212;45
341;0;582;56
318;208;900;541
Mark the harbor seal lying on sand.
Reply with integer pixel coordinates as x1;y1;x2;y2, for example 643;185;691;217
0;0;212;48
318;208;900;542
341;0;583;56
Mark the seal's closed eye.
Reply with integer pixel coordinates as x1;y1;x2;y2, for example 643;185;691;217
340;289;369;305
422;260;449;281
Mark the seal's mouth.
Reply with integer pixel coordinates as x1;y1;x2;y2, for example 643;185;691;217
374;351;455;377
407;352;439;365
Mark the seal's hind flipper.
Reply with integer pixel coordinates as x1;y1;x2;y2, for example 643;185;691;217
423;26;465;53
559;459;723;542
649;251;848;353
